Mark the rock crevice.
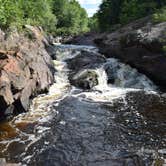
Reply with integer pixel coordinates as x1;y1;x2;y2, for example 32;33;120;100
0;27;55;120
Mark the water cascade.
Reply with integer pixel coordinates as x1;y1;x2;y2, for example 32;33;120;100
0;44;165;166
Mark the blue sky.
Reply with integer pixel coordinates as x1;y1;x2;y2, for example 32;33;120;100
78;0;102;17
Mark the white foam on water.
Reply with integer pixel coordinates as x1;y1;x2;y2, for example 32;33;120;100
0;44;160;164
54;44;98;61
104;58;157;91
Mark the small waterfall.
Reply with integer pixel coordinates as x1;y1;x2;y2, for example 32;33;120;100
95;68;108;88
95;58;157;91
54;44;98;60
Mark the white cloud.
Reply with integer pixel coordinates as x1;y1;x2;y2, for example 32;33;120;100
78;0;102;5
77;0;102;17
87;8;98;17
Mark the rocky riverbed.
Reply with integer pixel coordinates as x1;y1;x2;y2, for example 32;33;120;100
0;44;165;166
66;17;166;92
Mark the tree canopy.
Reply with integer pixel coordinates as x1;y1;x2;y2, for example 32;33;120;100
95;0;166;31
53;0;89;35
1;0;165;34
0;0;89;35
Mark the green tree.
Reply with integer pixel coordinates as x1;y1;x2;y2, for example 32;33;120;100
0;0;57;32
88;14;99;32
120;0;157;24
153;6;166;22
97;0;123;30
52;0;89;35
96;0;166;31
0;0;89;35
20;0;57;32
0;0;23;29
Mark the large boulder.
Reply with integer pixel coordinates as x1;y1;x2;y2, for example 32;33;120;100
65;32;98;46
0;27;55;120
66;50;106;71
66;50;106;89
95;16;166;90
70;70;98;89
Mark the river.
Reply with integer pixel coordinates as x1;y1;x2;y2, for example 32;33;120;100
0;44;165;166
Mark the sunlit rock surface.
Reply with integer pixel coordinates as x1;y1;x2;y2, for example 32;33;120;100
0;27;55;120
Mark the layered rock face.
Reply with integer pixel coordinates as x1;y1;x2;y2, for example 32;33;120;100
95;17;166;90
0;26;54;120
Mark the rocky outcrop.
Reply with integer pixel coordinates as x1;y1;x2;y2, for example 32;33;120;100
95;17;166;90
65;32;98;46
0;26;55;120
66;50;106;89
70;70;98;89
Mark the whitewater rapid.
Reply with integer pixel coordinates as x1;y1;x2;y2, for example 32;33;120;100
0;44;165;166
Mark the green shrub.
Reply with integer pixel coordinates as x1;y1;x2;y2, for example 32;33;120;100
0;0;24;29
95;0;166;32
120;0;157;24
0;0;89;35
53;0;89;35
153;7;166;23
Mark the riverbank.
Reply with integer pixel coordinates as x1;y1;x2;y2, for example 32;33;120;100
0;26;55;121
67;17;166;91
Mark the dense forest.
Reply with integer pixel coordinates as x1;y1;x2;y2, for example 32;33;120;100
0;0;89;35
0;0;166;35
90;0;166;31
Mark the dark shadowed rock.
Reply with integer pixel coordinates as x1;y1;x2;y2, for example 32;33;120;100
65;32;98;46
66;50;106;71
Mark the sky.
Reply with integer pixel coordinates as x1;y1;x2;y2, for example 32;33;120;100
78;0;102;17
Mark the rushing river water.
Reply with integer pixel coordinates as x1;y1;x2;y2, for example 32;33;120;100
0;44;165;166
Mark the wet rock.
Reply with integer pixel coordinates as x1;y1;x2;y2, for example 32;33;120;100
66;50;106;71
95;16;166;90
70;70;98;89
66;50;105;90
0;27;54;120
65;32;98;46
